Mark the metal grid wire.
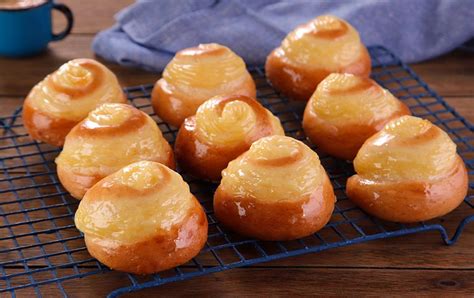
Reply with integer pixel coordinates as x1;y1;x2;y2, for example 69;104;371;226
0;46;472;297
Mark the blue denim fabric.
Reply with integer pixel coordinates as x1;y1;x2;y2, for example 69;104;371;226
92;0;474;72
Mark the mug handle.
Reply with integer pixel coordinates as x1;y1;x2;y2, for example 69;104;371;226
51;3;74;41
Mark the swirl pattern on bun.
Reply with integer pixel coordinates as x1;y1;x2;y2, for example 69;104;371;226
347;116;468;222
175;95;284;180
56;103;174;199
75;161;208;274
303;73;410;160
214;135;335;240
23;59;125;146
266;15;371;101
152;43;256;127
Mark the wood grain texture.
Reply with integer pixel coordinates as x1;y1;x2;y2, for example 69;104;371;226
411;50;474;97
0;0;473;296
5;268;474;297
53;0;135;34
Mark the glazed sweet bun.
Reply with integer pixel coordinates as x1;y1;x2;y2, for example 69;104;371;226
55;103;174;199
214;135;335;240
346;116;468;223
266;15;371;101
302;73;410;160
75;161;208;274
151;43;256;127
174;95;284;181
23;59;126;146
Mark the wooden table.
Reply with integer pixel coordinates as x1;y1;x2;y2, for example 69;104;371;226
0;1;472;296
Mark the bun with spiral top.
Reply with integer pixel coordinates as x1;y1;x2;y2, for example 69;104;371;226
346;116;468;223
303;73;410;160
23;59;125;146
151;43;256;127
266;15;371;101
56;103;174;199
214;135;335;240
175;95;284;181
75;161;208;274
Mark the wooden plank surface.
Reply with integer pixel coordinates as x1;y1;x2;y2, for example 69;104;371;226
6;268;474;297
0;0;473;296
52;0;134;34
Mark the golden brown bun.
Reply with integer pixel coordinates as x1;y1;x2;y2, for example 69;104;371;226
151;43;256;127
75;161;208;274
302;73;410;160
56;103;174;199
174;95;284;181
265;15;371;101
23;59;126;146
346;116;468;223
214;135;336;240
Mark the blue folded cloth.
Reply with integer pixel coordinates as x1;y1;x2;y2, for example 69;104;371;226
92;0;474;72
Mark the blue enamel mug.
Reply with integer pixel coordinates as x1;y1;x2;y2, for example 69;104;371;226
0;0;73;57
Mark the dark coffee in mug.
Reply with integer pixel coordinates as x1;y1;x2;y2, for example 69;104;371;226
0;0;47;10
0;0;73;57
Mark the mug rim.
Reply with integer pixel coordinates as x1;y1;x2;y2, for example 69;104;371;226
0;0;50;12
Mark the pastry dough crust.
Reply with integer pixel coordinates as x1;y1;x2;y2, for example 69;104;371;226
75;161;207;274
23;59;126;146
265;15;371;101
346;116;468;222
214;135;335;240
56;103;174;199
152;43;256;127
303;73;410;160
175;95;284;180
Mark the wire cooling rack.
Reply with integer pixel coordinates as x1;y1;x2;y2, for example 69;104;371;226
0;46;473;297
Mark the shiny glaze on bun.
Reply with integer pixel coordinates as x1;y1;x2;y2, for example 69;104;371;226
346;116;468;222
152;43;256;127
56;103;174;199
214;135;335;240
303;73;410;160
75;161;207;274
266;15;371;101
175;95;284;180
23;59;125;146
